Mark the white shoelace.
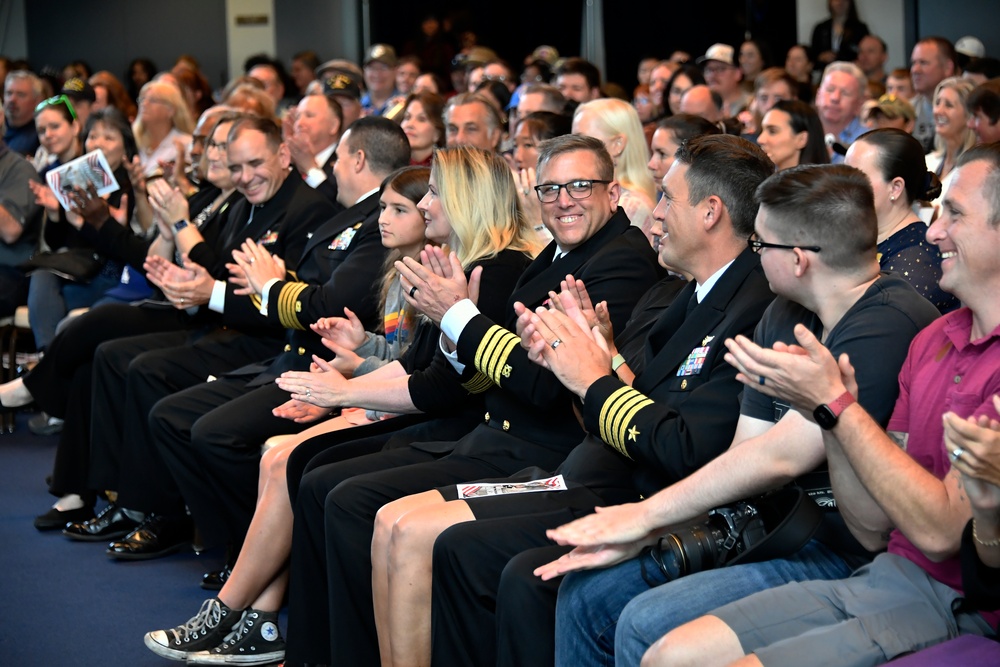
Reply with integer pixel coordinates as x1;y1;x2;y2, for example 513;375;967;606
169;598;224;643
219;610;257;648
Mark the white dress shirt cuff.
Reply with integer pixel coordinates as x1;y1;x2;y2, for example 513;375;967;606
439;299;481;373
259;278;282;315
305;168;327;188
208;280;227;313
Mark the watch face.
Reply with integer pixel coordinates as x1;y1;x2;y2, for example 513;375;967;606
814;404;838;430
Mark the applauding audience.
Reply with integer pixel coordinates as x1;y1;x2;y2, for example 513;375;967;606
3;23;1000;667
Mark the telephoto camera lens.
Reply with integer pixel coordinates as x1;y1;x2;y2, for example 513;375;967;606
661;502;766;576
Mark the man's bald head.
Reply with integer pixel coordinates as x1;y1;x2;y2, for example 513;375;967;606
678;85;722;123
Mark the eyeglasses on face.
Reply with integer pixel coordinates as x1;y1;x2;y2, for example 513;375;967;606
747;234;821;254
534;179;610;203
703;64;736;75
35;94;77;120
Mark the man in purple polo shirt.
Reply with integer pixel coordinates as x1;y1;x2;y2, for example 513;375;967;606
645;143;1000;666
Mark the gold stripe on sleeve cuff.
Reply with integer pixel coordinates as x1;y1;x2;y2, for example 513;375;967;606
460;372;495;394
598;385;653;459
276;282;309;329
473;325;521;386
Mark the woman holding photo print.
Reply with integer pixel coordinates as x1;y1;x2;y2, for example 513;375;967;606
25;100;135;351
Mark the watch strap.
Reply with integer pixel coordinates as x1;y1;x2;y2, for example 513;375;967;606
611;354;626;372
828;390;856;418
814;390;856;430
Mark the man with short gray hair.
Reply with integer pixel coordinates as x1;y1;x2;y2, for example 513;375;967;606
445;92;503;151
815;62;868;163
3;70;44;156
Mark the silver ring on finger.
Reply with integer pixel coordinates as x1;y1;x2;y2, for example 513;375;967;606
551;339;562;350
306;388;312;398
952;447;964;460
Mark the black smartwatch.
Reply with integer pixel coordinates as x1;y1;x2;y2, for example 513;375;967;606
813;391;857;430
173;219;190;233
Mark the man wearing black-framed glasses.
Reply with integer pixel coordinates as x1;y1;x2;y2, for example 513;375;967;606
746;236;821;254
532;146;615;254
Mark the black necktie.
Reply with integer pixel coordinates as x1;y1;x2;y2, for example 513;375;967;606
686;291;699;316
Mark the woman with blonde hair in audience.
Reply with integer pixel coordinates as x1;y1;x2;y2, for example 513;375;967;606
143;147;539;665
572;98;657;244
223;81;278;120
132;79;194;177
89;71;137;121
925;77;977;201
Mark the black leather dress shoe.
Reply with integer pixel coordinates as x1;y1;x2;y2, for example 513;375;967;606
63;503;140;542
33;505;94;531
106;514;193;560
201;563;233;590
201;543;238;590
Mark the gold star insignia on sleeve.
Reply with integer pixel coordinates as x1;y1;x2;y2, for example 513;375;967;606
627;425;640;441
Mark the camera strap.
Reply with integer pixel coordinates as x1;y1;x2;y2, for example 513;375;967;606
726;486;824;567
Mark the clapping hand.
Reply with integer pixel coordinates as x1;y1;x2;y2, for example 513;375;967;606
517;291;612;397
145;253;213;308
724;324;856;418
276;356;351;408
945;395;1000;511
230;239;286;295
396;245;482;324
